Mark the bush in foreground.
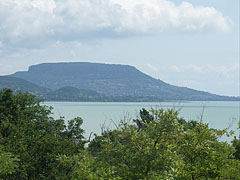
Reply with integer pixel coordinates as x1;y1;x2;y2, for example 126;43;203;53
0;89;85;179
0;88;239;179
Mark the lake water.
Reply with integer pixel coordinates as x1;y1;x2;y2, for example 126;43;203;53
43;101;240;142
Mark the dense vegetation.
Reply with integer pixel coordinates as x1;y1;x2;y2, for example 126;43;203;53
44;86;104;102
0;78;168;102
0;88;239;179
44;86;164;102
11;62;239;101
0;76;50;98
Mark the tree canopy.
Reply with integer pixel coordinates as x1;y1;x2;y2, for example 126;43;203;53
0;88;239;179
0;88;85;179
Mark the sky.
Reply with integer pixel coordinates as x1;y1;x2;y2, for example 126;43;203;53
0;0;239;96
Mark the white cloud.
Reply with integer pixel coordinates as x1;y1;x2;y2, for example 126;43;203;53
170;65;181;72
170;64;204;73
0;41;3;54
169;64;239;75
0;0;232;50
146;63;158;72
158;63;239;96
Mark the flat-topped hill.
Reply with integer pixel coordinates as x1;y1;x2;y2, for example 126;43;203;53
9;62;238;101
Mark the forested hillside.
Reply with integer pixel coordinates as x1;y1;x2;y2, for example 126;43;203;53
11;62;238;101
0;76;50;98
45;86;105;101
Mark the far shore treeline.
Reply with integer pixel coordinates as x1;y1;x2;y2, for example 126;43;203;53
0;88;239;179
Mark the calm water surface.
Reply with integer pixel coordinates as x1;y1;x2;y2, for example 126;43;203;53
43;101;240;141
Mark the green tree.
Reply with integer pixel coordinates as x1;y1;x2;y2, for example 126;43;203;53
0;88;85;179
1;88;239;179
88;108;240;180
232;122;240;160
232;137;240;160
55;150;122;180
88;109;185;179
0;145;19;178
176;123;240;179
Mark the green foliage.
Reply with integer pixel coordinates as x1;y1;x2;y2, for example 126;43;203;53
0;146;19;178
88;108;240;180
0;88;85;179
176;123;240;179
231;122;240;161
0;88;239;179
55;150;123;180
232;137;240;160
